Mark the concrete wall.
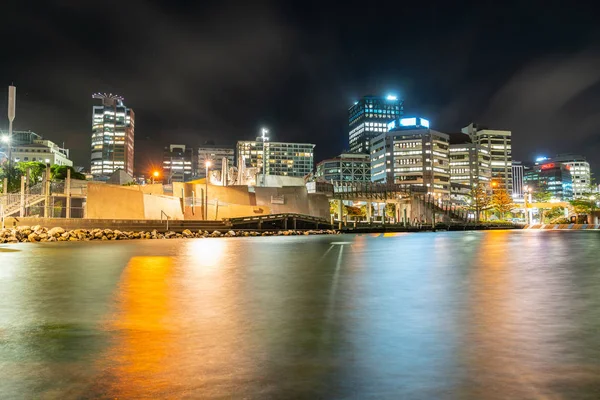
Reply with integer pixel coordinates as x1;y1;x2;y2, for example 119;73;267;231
142;194;184;220
86;183;183;220
120;184;164;195
308;193;330;219
87;183;145;219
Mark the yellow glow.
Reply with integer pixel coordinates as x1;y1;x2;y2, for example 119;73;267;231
205;160;212;167
152;171;159;177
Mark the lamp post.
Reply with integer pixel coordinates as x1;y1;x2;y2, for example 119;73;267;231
260;127;268;187
205;160;211;220
151;170;159;184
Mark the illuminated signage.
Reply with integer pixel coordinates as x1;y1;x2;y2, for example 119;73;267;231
400;117;417;126
387;120;397;130
536;156;548;162
386;95;397;101
420;118;430;128
541;163;555;170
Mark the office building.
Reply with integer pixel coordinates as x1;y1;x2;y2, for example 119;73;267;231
462;123;512;192
348;95;403;153
512;161;524;199
448;133;491;188
91;93;135;178
315;152;370;183
11;138;73;166
237;136;315;178
524;161;574;201
551;154;591;198
370;117;450;196
162;144;194;183
197;145;234;178
1;130;72;166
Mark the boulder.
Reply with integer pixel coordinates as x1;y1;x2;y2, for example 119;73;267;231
27;233;39;242
48;227;65;237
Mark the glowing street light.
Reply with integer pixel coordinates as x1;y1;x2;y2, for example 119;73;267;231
151;170;159;184
1;135;9;143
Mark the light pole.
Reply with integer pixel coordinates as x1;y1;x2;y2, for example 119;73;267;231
205;160;211;220
7;86;16;168
151;170;159;184
260;127;268;186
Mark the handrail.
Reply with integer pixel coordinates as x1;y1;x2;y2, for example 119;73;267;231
160;210;170;231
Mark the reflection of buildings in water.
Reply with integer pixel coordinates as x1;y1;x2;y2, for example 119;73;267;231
94;243;261;398
462;231;577;398
97;256;176;397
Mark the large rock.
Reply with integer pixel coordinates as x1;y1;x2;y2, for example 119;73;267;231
27;233;39;242
48;227;65;237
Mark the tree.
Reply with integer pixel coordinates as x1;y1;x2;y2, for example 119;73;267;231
385;203;396;219
0;163;21;192
468;183;491;222
546;206;565;223
491;189;514;220
531;191;552;224
50;165;86;181
15;161;46;184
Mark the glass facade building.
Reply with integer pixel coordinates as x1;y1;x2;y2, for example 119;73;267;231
315;153;370;183
237;139;315;178
551;154;591;198
91;93;135;178
524;162;574;201
348;95;403;153
370;117;450;197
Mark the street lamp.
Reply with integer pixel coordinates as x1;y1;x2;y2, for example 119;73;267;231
205;160;211;220
1;135;9;143
260;127;268;186
151;170;159;184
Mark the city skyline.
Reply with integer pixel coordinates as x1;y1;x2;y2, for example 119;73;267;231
2;2;600;177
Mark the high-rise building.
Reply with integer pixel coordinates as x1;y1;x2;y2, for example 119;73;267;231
197;145;234;179
162;144;194;183
462;123;512;192
237;136;315;178
550;154;591;198
370;117;450;197
91;93;135;178
512;161;524;199
315;152;370;183
448;133;491;189
348;95;403;153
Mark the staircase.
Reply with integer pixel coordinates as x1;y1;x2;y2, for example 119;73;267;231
421;197;468;223
1;183;48;218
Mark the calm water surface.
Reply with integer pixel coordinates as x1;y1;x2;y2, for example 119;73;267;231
1;231;600;399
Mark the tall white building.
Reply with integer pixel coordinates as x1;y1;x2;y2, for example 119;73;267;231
91;93;135;178
237;137;315;178
462;123;512;192
197;145;234;178
551;154;591;198
371;117;450;197
512;161;524;199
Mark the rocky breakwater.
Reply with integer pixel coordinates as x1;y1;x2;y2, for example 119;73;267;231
0;226;339;243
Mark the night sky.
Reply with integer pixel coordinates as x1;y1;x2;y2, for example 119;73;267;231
2;1;600;177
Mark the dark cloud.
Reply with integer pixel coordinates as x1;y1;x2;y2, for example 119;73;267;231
2;1;600;178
